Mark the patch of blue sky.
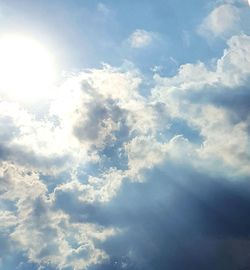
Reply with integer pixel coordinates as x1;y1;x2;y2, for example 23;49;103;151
0;252;39;270
0;200;17;214
166;118;204;144
0;0;229;74
40;171;71;194
99;144;128;172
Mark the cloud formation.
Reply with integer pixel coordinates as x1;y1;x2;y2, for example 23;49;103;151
1;6;250;269
153;34;250;175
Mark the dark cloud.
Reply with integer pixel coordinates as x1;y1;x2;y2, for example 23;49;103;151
184;84;250;125
60;163;250;270
0;142;71;171
73;96;127;148
52;159;250;270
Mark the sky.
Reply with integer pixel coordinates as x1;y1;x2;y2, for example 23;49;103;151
0;0;250;270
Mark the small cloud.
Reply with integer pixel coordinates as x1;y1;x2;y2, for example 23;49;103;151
198;4;240;38
128;29;156;48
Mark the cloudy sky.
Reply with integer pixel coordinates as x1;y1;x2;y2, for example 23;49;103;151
0;0;250;269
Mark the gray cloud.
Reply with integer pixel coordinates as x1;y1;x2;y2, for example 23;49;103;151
88;164;250;270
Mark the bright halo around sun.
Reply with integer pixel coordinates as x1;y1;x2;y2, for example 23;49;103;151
0;34;57;102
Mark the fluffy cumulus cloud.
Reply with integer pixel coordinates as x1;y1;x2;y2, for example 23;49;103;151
1;7;250;270
152;34;250;176
0;161;117;269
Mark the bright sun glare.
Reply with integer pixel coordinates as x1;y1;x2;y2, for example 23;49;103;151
0;34;56;102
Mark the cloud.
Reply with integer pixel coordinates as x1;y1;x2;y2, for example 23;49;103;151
0;1;249;269
198;4;240;38
0;211;18;229
0;32;250;270
128;29;156;48
152;34;250;175
0;161;118;270
198;1;250;40
85;165;250;270
0;64;161;269
124;136;168;181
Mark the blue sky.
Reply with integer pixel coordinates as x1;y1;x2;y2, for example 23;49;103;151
0;0;226;72
0;0;250;270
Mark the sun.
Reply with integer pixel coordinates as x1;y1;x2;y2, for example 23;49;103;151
0;34;57;102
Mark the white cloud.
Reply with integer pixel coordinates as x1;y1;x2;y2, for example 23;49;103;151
0;211;18;229
0;162;47;202
11;209;116;269
0;64;161;268
153;34;250;89
0;161;118;270
128;29;156;48
152;34;250;176
125;136;168;181
217;35;250;85
198;4;240;38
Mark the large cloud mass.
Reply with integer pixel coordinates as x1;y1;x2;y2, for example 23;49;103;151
1;5;250;268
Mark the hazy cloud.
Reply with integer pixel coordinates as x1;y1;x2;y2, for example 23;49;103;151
198;4;240;38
